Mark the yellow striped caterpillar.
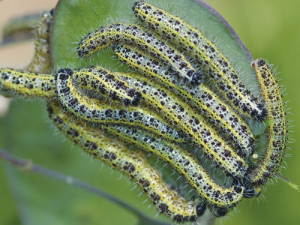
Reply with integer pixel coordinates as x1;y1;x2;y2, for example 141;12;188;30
0;12;55;98
56;69;184;142
25;10;53;74
249;59;287;187
0;68;56;98
113;43;255;158
77;23;203;85
133;1;267;121
47;100;203;223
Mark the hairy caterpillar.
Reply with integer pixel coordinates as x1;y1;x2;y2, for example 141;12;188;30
77;23;203;85
133;1;267;121
0;68;56;98
104;123;243;210
56;69;184;142
24;10;53;74
71;66;142;106
47;100;202;223
117;72;249;178
0;11;55;98
249;59;287;187
114;44;255;158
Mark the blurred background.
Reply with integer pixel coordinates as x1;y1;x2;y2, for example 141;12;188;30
0;0;299;224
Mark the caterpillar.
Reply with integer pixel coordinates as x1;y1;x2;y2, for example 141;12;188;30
0;68;56;98
71;66;142;106
133;1;267;121
104;123;244;210
47;100;203;223
114;43;255;158
118;72;249;178
24;10;53;74
77;23;203;85
56;69;184;142
0;12;54;98
248;59;287;187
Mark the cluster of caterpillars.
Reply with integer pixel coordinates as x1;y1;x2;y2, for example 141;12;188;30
0;1;287;223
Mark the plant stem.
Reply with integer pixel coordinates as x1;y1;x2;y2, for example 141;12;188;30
0;148;171;225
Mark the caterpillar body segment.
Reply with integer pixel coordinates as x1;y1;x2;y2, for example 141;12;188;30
105;124;244;208
55;69;184;142
25;11;53;74
77;23;202;85
114;44;255;158
0;68;56;98
72;66;142;106
118;73;249;178
249;59;287;186
133;1;267;121
47;101;201;223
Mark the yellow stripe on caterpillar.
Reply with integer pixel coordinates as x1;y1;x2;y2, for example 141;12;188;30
133;1;267;121
0;68;56;98
72;66;142;106
56;69;184;142
77;23;202;85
